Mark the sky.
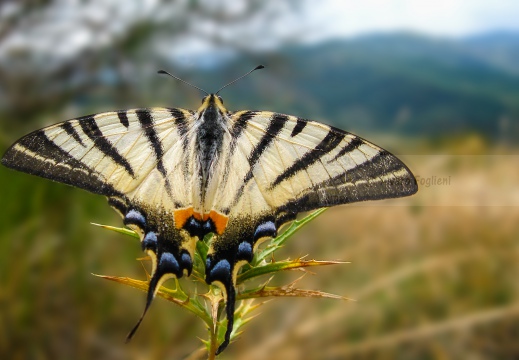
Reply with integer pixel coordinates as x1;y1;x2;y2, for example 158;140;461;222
308;0;519;40
1;0;518;66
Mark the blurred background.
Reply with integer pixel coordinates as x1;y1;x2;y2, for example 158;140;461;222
1;1;518;359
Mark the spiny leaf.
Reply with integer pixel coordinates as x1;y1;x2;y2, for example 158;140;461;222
238;284;354;301
214;299;262;349
90;223;139;239
238;259;348;283
94;274;212;325
253;208;327;265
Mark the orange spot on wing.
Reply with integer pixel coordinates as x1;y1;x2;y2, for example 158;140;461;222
173;207;228;235
174;207;194;229
208;210;229;235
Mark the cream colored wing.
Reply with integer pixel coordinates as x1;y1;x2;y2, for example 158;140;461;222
1;108;195;210
214;110;417;219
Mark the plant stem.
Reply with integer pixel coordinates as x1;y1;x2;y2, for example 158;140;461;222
208;294;221;360
207;326;218;360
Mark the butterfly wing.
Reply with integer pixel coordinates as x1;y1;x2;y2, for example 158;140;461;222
211;110;416;226
242;111;416;210
2;108;195;202
1;108;202;331
2;97;418;355
206;110;417;353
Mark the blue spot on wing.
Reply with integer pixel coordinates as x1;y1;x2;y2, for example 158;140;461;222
159;252;180;274
142;231;157;251
210;259;231;280
237;241;253;261
254;221;277;240
124;210;146;228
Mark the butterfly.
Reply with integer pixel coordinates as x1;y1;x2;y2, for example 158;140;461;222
1;65;417;354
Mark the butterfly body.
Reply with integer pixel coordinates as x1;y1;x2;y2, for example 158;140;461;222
2;91;417;354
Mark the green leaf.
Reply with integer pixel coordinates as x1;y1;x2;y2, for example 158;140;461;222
94;274;212;325
238;277;354;301
252;208;327;265
90;223;139;239
237;259;348;284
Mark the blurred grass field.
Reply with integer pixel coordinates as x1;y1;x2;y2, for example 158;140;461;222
1;134;518;359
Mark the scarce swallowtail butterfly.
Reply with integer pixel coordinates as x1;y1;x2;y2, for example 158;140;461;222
1;65;418;354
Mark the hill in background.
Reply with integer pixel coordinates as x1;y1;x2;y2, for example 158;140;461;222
189;32;519;144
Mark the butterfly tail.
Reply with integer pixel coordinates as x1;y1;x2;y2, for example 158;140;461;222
216;280;236;355
125;271;161;342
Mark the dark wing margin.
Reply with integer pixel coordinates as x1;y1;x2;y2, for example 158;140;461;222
1;128;122;196
279;149;418;214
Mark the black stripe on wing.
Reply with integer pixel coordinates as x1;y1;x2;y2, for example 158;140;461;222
228;114;288;210
169;108;190;178
79;115;135;177
328;137;363;163
319;150;407;188
230;111;255;156
221;111;256;185
245;114;288;183
117;111;130;128
290;118;306;137
60;122;86;147
170;109;189;151
136;110;167;178
269;129;345;189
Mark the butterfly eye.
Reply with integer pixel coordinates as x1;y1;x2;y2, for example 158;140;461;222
217;95;223;104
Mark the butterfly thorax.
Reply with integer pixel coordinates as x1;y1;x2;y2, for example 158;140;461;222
193;94;229;211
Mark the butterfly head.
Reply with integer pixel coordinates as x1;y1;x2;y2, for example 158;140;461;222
198;93;227;114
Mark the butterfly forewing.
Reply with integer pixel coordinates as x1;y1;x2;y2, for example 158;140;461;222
220;111;417;218
2;108;194;208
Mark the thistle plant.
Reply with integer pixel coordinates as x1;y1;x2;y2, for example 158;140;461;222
93;208;350;359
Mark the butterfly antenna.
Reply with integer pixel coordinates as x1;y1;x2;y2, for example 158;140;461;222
215;65;264;95
158;70;209;96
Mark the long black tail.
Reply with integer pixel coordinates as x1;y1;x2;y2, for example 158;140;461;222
216;281;236;355
125;271;161;342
